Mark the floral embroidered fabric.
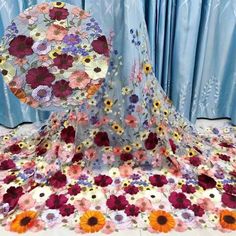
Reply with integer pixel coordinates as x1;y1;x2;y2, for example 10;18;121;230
0;1;235;234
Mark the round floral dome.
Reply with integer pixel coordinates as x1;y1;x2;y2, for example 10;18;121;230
0;2;110;110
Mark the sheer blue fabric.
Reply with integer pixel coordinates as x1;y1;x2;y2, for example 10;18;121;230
0;0;235;127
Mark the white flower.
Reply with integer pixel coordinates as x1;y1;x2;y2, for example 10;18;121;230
85;60;108;80
144;189;162;203
83;189;104;202
41;209;62;226
0;62;15;84
177;209;195;223
32;186;52;203
30;27;46;41
201;188;221;203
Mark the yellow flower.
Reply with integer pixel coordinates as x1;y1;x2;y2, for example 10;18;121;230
104;98;113;108
122;86;131;95
104;107;112;113
0;55;6;65
52;2;65;8
173;132;181;141
76;144;83;152
18;142;27;148
163;110;169;116
112;123;121;131
216;181;223;190
117;128;124;135
49;49;61;59
143;63;152;75
79;210;106;233
187;148;197;157
82;56;93;65
153;99;161;109
132;142;142;148
123;145;132;153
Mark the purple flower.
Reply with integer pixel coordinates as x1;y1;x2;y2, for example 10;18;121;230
63;34;81;45
32;40;51;55
32;85;52;103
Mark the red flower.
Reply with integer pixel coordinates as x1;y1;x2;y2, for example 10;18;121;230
49;171;67;188
120;153;133;161
53;54;73;69
190;204;205;217
3;186;23;210
94;132;110;147
91;35;109;57
60;126;75;144
8;35;34;58
168;192;191;209
49;7;69;20
8;144;22;154
221;193;236;209
106;195;128;210
181;184;196;194
144;132;158;150
3;175;16;184
189;156;201;166
59;204;75;216
218;154;231;161
26;66;55;89
52;80;73;98
72;153;83;163
149;174;168;187
0;159;16;170
198;174;216;190
169;139;177;153
124;204;140;217
46;194;68;209
94;174;113;187
68;184;81;196
124;185;139;195
223;184;236;195
35;145;47;156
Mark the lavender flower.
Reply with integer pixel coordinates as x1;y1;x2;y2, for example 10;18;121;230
63;34;81;45
32;85;52;103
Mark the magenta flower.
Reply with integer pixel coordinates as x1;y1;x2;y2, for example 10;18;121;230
124;185;139;195
26;66;55;89
94;174;113;187
198;174;216;190
124;204;140;217
46;194;68;209
49;7;69;20
72;153;83;163
120;153;133;161
91;35;109;57
59;204;75;216
168;192;191;209
8;143;22;154
49;171;67;189
221;193;236;209
190;204;205;217
223;184;236;195
53;54;73;69
106;195;128;210
149;174;168;187
3;186;24;210
181;184;196;194
0;159;16;170
3;175;16;184
189;156;201;166
94;132;110;147
218;154;231;161
60;126;75;144
8;35;34;58
52;80;73;98
144;132;158;150
68;184;81;196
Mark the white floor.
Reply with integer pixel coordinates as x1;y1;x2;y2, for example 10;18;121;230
0;119;235;236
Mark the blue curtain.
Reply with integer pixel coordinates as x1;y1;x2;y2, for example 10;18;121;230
0;0;236;127
143;0;236;125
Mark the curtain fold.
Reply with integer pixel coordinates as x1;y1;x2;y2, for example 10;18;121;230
0;0;236;127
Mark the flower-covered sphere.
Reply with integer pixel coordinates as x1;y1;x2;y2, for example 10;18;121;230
0;2;110;110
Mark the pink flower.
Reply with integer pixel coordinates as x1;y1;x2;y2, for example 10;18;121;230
197;198;215;211
102;220;116;234
67;165;82;179
77;112;89;125
18;193;35;210
102;152;115;164
69;71;91;89
135;197;153;212
46;24;68;41
85;149;97;161
133;150;147;163
36;3;50;13
19;10;38;24
175;220;187;232
71;7;90;19
74;198;91;211
30;219;45;232
119;164;133;177
125;114;138;128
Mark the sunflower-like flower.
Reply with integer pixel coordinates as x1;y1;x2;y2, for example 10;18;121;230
153;99;161;109
149;210;175;233
52;1;65;8
10;211;37;233
79;210;106;233
143;63;152;75
219;209;236;230
104;98;113;108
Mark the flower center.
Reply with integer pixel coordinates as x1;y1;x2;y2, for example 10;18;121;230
87;216;98;226
157;215;167;225
94;67;101;73
223;215;235;224
20;216;32;226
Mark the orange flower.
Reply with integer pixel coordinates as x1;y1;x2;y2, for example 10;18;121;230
219;209;236;230
46;24;68;41
80;210;105;233
10;211;37;233
36;3;50;13
87;83;102;98
149;210;175;233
